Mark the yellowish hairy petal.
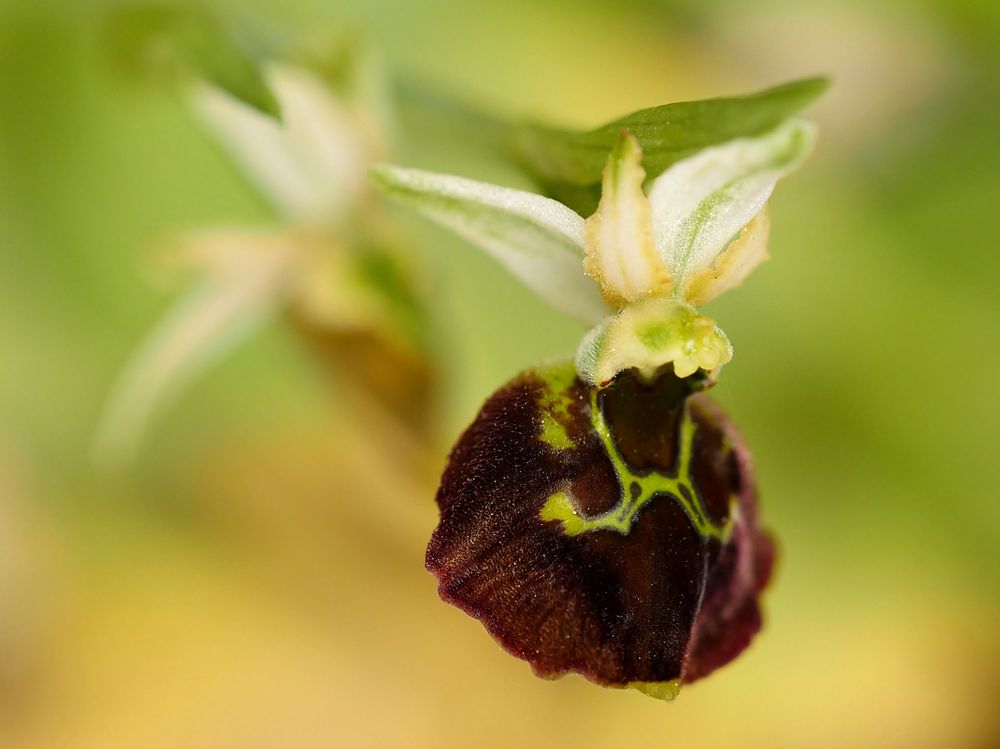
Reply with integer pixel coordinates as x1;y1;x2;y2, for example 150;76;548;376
684;209;771;306
584;131;672;307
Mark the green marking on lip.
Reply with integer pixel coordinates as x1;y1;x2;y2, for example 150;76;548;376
541;389;731;540
636;321;671;349
536;362;578;451
540;412;573;450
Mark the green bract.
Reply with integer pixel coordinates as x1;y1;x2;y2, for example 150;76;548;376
106;5;281;118
511;77;828;215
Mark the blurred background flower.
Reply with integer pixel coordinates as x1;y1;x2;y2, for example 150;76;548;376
94;31;436;468
0;0;997;747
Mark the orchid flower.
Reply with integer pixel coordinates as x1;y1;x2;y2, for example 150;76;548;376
371;113;818;699
372;117;814;385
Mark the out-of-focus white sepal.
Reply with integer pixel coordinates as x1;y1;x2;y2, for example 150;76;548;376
195;63;380;226
93;230;303;469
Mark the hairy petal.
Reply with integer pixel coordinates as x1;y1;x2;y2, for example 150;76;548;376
683;209;771;306
584;131;672;306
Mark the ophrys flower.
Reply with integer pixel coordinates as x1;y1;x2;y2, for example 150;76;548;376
372;112;816;699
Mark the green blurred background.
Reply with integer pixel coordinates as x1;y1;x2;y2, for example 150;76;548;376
1;0;998;747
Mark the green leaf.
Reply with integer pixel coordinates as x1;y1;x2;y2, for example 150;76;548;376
175;11;280;118
370;163;608;324
104;4;281;119
511;77;828;215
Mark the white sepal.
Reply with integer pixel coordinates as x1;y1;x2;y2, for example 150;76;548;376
648;118;815;290
370;164;608;324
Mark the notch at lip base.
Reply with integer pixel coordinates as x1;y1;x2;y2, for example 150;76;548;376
627;679;682;701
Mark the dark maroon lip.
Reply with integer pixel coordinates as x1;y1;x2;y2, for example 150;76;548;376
425;362;775;694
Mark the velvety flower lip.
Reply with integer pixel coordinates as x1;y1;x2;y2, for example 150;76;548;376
426;361;774;699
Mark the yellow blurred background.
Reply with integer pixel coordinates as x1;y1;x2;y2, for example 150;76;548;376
1;1;998;747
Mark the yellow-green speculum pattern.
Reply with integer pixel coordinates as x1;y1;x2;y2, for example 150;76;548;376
537;365;577;450
540;388;732;542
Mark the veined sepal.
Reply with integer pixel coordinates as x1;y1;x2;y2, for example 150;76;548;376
575;298;732;386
